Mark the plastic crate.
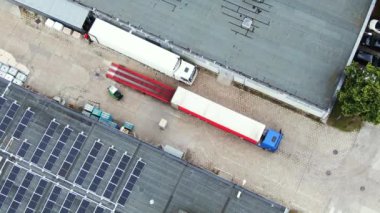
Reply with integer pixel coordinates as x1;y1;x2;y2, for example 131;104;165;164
100;112;112;121
123;121;135;131
84;103;94;113
91;108;102;117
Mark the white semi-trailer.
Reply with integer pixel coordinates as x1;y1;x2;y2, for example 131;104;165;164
88;18;198;85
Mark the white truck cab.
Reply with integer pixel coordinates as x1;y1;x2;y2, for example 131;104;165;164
173;60;198;85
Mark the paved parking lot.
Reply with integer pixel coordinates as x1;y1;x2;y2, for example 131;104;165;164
1;1;380;212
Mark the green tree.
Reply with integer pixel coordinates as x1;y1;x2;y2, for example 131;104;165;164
338;62;380;124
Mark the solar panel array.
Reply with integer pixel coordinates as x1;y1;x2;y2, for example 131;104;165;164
0;102;20;138
44;126;73;170
75;140;103;185
25;179;49;213
0;165;20;208
58;133;87;177
118;160;146;205
89;147;116;192
0;97;149;212
7;172;34;213
77;199;90;212
12;108;34;139
59;192;76;213
43;185;62;213
31;119;59;164
103;153;131;199
16;140;30;158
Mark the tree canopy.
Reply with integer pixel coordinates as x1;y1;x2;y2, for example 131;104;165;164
338;62;380;124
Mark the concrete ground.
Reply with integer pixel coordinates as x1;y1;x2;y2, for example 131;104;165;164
1;1;380;212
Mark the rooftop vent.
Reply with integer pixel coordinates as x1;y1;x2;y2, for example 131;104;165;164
242;17;253;30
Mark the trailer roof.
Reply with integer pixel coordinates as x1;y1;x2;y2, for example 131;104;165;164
89;19;180;76
77;0;372;109
12;0;89;31
171;87;266;143
0;79;287;213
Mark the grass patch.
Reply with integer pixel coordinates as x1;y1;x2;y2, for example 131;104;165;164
327;102;362;132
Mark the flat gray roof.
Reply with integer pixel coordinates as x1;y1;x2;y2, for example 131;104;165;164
77;0;372;109
13;0;89;30
0;79;287;212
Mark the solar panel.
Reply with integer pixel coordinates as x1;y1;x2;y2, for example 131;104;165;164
117;190;130;206
17;124;26;131
12;108;34;139
44;126;73;170
26;179;49;213
24;110;34;119
0;102;20;139
0;165;21;208
31;120;59;164
103;154;131;199
50;121;59;130
89;147;116;192
58;133;87;177
42;185;62;213
13;131;22;140
5;102;20;119
0;96;6;108
62;128;72;136
77;199;90;212
16;141;30;157
10;103;19;111
59;192;76;213
104;149;116;164
95;206;105;213
44;157;56;171
0;123;7;131
118;160;146;205
7;172;34;213
2;116;11;125
8;166;21;181
74;140;103;185
136;161;145;170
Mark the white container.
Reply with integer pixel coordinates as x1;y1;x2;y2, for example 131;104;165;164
53;22;64;31
0;72;6;79
83;103;94;113
72;31;81;39
15;72;27;82
0;67;6;74
7;67;18;76
163;145;184;159
0;65;9;73
45;18;55;28
4;74;14;82
12;79;23;86
159;118;168;130
63;27;73;35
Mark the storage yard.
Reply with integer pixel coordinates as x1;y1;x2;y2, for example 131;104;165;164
1;0;380;213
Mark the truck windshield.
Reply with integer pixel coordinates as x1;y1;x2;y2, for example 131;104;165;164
188;67;197;83
174;59;181;71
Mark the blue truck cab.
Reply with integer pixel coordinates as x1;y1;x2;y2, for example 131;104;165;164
258;129;283;152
